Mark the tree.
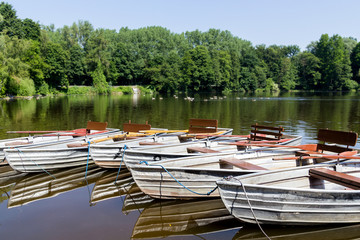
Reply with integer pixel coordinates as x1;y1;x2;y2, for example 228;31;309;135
181;46;214;91
0;2;22;38
351;42;360;82
313;34;352;90
21;18;40;41
296;52;321;90
42;42;68;89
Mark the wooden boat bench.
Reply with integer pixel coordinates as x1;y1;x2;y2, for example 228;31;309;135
5;141;32;146
138;142;164;146
86;121;108;134
219;157;268;170
188;118;218;134
187;147;220;153
123;120;151;133
179;118;219;141
296;129;358;162
309;168;360;190
250;124;284;141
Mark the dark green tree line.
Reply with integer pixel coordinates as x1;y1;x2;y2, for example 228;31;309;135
0;2;359;96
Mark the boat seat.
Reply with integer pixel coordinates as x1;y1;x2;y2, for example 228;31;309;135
297;129;358;162
309;168;360;190
5;141;32;146
67;143;84;148
219;157;268;170
86;121;108;134
188;118;218;134
250;123;284;141
138;141;164;146
123;120;151;133
113;136;141;141
187;147;220;153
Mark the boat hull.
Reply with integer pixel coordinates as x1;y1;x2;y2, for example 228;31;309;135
217;162;360;225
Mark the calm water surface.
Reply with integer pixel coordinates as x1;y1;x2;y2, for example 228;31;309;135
1;92;360;240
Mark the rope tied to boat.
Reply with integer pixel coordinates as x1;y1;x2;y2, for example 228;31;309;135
225;176;271;240
85;141;91;178
114;144;127;183
14;148;56;179
139;161;218;196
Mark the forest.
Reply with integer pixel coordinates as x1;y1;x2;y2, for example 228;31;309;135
1;2;360;96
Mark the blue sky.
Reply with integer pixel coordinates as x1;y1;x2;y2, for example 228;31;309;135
4;0;360;50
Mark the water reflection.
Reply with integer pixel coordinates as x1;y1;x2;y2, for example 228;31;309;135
122;184;155;214
2;92;360;142
90;169;133;204
1;93;360;239
233;224;360;240
132;198;240;239
7;164;105;208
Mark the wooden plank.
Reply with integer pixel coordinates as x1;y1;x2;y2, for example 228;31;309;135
219;157;268;170
188;127;218;133
309;168;360;190
123;122;151;133
250;130;283;137
189;118;218;128
251;125;284;131
251;124;283;141
187;147;220;153
316;143;350;154
86;121;108;131
317;129;358;146
138;142;164;146
5;141;32;146
188;118;218;133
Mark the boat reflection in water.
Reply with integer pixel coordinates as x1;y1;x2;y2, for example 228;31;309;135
90;169;134;204
132;198;240;239
0;164;28;204
7;164;105;208
0;164;26;185
122;183;154;214
233;224;360;240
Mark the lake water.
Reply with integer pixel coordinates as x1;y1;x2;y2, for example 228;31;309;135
1;92;360;239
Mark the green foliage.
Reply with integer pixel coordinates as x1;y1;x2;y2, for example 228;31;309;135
0;3;359;96
91;62;109;94
351;42;360;82
137;85;153;94
265;78;280;92
111;86;133;94
42;41;69;88
7;76;35;96
37;81;49;95
296;52;321;90
67;86;95;95
312;34;352;90
343;79;359;90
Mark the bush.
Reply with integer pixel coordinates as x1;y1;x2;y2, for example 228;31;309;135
37;82;49;95
138;86;153;94
265;78;280;92
67;86;96;95
112;86;133;94
343;79;359;90
7;76;35;96
91;64;110;94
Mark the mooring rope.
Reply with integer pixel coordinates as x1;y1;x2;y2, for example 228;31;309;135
15;148;56;179
85;141;91;178
230;177;271;240
115;145;127;183
139;161;218;196
85;177;96;207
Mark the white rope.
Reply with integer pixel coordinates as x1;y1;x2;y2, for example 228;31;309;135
236;178;271;240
